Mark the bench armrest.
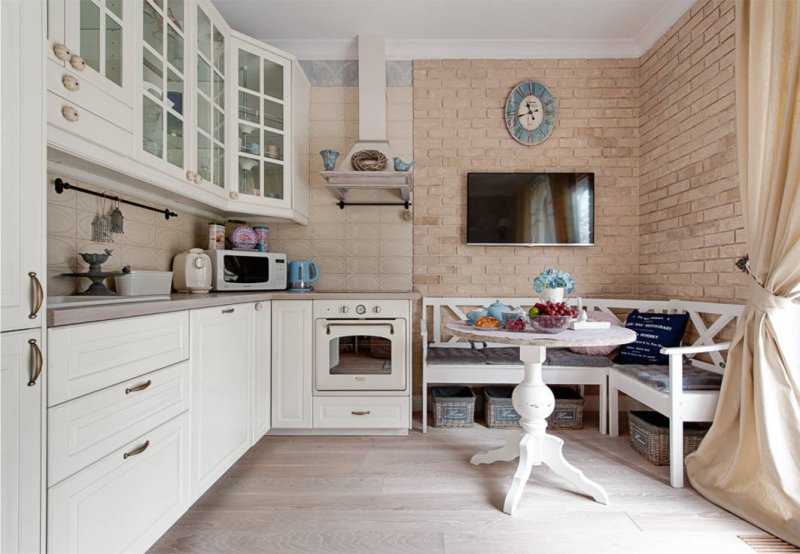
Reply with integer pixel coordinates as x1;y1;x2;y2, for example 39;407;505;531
659;343;732;355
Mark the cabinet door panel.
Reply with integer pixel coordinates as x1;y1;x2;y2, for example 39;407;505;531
271;300;312;428
252;302;271;441
1;330;43;554
190;304;252;500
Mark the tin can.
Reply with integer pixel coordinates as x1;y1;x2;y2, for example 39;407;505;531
208;223;225;250
254;225;269;252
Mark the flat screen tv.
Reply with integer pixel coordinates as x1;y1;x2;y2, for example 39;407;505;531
467;172;595;246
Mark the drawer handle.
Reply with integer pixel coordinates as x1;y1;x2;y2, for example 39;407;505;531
186;170;197;182
53;43;71;61
69;53;86;71
61;105;80;122
351;410;371;416
62;74;80;91
125;380;152;394
28;272;43;319
222;308;235;314
123;440;150;459
27;339;43;387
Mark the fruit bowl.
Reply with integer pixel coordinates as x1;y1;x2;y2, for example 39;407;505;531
529;315;572;334
501;312;528;331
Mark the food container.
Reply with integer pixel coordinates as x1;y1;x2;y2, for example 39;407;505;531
254;225;269;252
529;315;572;334
501;312;528;331
208;223;225;250
115;271;173;296
230;225;257;250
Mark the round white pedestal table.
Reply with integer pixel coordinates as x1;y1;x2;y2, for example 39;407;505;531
446;322;636;514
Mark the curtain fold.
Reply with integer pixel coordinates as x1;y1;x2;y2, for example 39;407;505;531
685;0;800;547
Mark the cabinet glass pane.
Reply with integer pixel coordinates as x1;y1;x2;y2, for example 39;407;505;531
197;95;210;134
239;91;259;124
166;0;183;32
197;134;211;181
80;0;101;73
263;130;283;161
263;59;283;100
262;99;283;131
167;113;183;168
213;28;224;72
263;161;284;199
239;157;260;195
107;0;122;19
167;25;183;72
197;57;211;97
239;123;259;155
142;49;162;99
214;144;225;188
197;8;211;60
214;107;225;143
105;16;122;86
143;2;162;53
213;70;224;108
238;51;259;91
143;95;163;157
167;69;183;115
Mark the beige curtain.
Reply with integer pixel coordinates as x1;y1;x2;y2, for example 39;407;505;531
685;0;800;547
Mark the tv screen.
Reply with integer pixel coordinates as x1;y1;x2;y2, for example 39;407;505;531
467;172;594;246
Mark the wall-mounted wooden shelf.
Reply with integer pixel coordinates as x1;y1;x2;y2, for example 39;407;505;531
320;170;413;202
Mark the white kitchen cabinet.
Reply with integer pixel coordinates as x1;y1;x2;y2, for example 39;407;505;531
271;300;313;429
252;301;272;441
46;0;135;154
291;59;311;220
2;0;45;333
48;413;189;554
1;330;44;554
189;303;253;500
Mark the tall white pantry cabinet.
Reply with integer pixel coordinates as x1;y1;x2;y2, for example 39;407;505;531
1;0;47;552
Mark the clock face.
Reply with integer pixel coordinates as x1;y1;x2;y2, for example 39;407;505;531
505;81;557;145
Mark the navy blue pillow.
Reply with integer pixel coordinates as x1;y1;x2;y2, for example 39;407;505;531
615;310;689;365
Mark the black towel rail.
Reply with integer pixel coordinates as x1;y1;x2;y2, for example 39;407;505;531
54;178;178;220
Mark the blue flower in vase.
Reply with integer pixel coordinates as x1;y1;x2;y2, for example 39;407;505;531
320;149;339;171
393;157;415;171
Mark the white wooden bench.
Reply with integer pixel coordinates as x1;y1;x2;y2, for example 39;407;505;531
421;297;743;489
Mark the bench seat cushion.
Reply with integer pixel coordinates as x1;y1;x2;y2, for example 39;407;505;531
611;362;722;392
426;347;488;365
426;346;612;368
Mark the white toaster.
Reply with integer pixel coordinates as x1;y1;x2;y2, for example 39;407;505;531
172;248;212;293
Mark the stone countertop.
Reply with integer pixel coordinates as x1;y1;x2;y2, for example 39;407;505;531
47;291;421;327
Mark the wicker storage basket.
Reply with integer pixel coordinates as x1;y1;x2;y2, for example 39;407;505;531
628;411;710;466
483;386;584;430
431;386;475;427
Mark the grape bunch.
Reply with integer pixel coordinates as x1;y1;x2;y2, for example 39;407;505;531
504;317;526;331
530;301;578;317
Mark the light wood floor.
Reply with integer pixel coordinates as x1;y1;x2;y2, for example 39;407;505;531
149;414;772;554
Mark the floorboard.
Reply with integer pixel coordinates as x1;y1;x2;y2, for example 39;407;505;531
149;414;768;554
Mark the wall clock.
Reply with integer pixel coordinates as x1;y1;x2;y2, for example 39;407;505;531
504;81;557;146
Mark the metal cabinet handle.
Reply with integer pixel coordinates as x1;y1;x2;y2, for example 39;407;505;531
351;410;371;416
123;440;150;459
125;380;152;394
28;272;43;319
222;308;235;314
27;339;42;387
69;54;85;71
62;74;80;91
53;43;71;61
61;106;80;122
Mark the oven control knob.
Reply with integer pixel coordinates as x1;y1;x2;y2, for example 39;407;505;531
340;306;349;314
355;304;366;315
373;306;382;313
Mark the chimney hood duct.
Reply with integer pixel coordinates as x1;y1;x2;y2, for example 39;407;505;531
320;34;413;202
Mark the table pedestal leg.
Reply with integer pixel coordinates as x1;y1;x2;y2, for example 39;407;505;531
470;345;609;514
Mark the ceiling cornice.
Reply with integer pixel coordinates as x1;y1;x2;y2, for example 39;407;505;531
634;0;695;54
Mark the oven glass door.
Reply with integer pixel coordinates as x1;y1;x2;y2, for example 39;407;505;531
315;319;407;391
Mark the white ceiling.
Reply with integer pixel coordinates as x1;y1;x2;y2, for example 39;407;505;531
211;0;695;60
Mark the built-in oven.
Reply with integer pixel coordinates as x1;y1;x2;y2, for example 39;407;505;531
313;300;409;394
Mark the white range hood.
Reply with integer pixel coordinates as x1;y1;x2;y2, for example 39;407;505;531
321;34;413;202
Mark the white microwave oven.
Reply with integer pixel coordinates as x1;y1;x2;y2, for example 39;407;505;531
205;250;288;291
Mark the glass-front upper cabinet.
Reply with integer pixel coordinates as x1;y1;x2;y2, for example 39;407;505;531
232;37;291;208
140;0;187;176
194;2;226;190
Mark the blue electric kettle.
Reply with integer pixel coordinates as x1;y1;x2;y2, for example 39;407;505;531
288;261;318;292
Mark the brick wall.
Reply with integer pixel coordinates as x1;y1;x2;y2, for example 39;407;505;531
639;0;748;302
412;59;641;299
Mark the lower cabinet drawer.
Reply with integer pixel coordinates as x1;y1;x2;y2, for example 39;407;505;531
313;396;410;429
48;414;189;554
48;362;189;486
